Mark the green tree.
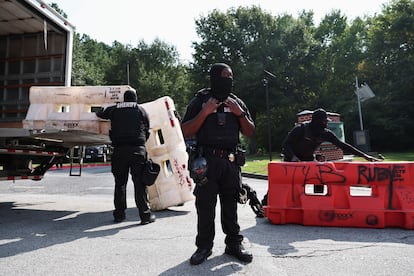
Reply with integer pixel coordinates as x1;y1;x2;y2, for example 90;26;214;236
103;41;132;85
312;11;373;145
192;7;320;153
361;0;414;150
105;39;192;114
71;34;111;85
50;2;67;18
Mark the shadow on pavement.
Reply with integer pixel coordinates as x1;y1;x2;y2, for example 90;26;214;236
159;254;246;276
242;216;414;257
0;201;189;258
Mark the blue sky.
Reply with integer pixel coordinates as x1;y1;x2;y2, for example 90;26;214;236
51;0;390;63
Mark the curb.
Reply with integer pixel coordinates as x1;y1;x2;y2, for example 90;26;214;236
49;163;111;170
50;164;269;181
241;172;268;180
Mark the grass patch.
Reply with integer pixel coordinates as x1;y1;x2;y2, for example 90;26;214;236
242;159;270;175
242;151;414;176
375;152;414;161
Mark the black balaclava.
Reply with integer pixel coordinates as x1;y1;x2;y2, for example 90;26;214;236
310;108;330;133
209;63;233;102
123;90;137;102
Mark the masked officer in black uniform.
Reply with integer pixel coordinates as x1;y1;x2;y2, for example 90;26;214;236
181;63;255;265
261;108;381;205
282;108;381;162
96;90;155;225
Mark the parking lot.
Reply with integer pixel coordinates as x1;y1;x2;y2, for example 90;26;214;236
1;166;414;275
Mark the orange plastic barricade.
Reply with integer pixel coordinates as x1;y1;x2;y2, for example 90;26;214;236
264;162;414;229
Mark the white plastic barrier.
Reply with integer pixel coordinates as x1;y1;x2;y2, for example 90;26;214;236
23;85;133;135
23;86;194;210
142;97;195;210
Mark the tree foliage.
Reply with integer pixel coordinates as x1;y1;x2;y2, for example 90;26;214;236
71;35;192;115
71;34;110;85
191;1;414;152
192;7;323;152
361;0;414;150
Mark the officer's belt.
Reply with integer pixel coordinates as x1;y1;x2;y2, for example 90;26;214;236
203;147;235;160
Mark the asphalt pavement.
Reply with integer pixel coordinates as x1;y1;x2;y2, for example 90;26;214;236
1;165;414;275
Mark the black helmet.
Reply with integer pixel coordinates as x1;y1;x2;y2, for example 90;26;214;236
142;159;160;186
190;156;208;186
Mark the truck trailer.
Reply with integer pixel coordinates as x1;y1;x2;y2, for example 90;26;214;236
0;0;75;180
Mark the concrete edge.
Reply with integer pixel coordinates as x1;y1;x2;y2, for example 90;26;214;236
241;172;268;180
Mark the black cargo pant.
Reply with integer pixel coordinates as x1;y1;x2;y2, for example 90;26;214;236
111;146;151;220
193;153;243;250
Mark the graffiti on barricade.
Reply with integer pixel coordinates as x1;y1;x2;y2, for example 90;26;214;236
319;210;353;222
282;163;346;185
172;157;193;190
282;163;408;186
357;164;405;183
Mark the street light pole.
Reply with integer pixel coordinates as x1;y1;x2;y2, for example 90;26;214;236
126;63;130;85
263;78;272;161
355;76;364;131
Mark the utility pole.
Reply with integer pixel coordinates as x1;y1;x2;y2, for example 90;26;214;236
263;69;277;161
127;63;130;85
355;76;364;131
263;78;272;161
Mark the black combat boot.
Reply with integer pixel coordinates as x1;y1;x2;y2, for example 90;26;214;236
225;244;253;263
190;248;212;265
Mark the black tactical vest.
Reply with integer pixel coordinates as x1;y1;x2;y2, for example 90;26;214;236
195;90;240;149
110;103;148;147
